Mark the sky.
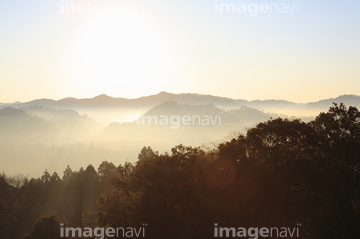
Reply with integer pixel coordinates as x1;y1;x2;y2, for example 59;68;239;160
0;0;359;103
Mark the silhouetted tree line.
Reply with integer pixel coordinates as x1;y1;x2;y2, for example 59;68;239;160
1;103;359;238
0;161;118;239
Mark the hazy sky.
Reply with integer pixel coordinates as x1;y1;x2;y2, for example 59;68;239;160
1;0;359;103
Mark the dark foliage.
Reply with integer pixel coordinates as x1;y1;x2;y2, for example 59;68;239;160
0;104;359;238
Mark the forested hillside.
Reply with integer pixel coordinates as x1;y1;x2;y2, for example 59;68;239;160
1;104;359;239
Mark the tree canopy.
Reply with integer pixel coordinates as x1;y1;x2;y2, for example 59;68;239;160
0;103;359;239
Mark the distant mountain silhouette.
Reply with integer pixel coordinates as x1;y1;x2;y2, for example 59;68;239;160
305;94;360;109
1;94;359;177
135;102;275;126
5;92;239;109
0;102;276;155
1;92;360;126
22;105;100;125
3;92;359;113
99;102;276;150
0;107;101;144
0;107;55;142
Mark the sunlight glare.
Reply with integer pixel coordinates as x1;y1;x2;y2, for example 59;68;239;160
66;13;179;97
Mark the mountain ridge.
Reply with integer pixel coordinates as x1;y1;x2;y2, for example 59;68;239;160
1;92;360;121
2;92;359;107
